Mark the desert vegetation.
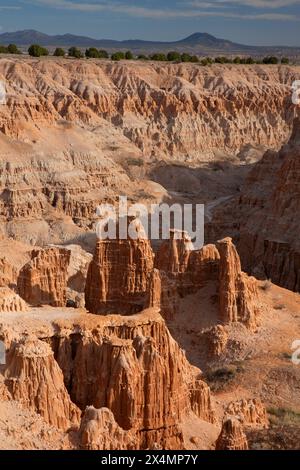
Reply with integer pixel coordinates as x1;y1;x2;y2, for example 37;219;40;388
0;43;292;65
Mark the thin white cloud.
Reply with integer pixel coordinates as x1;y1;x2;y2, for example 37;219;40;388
25;0;300;21
0;5;21;9
190;0;300;7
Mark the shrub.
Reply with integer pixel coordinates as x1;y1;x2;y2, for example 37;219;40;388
233;56;241;64
28;44;49;57
137;54;148;61
167;51;181;62
0;45;8;54
201;58;208;66
125;50;134;60
215;56;230;64
53;47;65;57
263;56;278;64
190;55;199;63
68;47;83;58
150;53;167;61
111;51;125;61
85;47;100;58
281;57;289;64
7;44;21;54
181;53;192;62
98;50;109;59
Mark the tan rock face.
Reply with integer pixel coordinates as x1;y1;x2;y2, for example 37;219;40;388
155;230;194;273
153;233;259;329
79;407;135;450
0;258;17;288
216;418;249;450
17;248;70;307
0;287;28;313
225;399;269;428
4;338;81;431
85;226;154;315
0;60;296;160
217;238;259;330
51;311;215;448
0;60;298;246
203;325;229;359
210;119;300;294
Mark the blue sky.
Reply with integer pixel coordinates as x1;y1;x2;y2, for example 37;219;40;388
0;0;299;46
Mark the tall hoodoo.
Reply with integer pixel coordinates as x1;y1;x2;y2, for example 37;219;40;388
217;238;259;330
155;230;194;273
215;417;249;450
4;338;81;431
17;247;70;307
85;217;154;315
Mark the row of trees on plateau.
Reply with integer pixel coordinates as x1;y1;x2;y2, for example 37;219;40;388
0;44;291;65
0;44;21;54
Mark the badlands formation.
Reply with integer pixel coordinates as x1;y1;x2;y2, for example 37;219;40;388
0;57;300;450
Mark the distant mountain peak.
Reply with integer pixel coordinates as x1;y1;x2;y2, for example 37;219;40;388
0;29;298;55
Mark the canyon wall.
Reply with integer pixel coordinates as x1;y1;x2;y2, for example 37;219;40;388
0;60;297;160
210;118;300;293
17;247;70;307
1;309;215;449
152;232;259;329
0;60;299;245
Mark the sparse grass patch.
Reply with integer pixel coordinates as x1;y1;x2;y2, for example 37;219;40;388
267;407;300;426
126;158;144;167
138;190;153;200
260;280;272;291
278;352;292;360
205;363;245;392
274;303;286;310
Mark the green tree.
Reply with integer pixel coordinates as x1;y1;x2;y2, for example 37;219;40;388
263;56;278;64
125;50;134;60
85;47;100;58
181;53;192;62
190;55;199;63
98;50;109;59
0;45;8;54
200;58;208;66
245;57;255;64
218;56;232;64
281;57;289;64
53;47;65;57
111;51;125;61
7;44;21;54
28;44;49;57
233;56;241;64
150;53;167;61
167;51;181;62
68;47;83;58
137;54;148;61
